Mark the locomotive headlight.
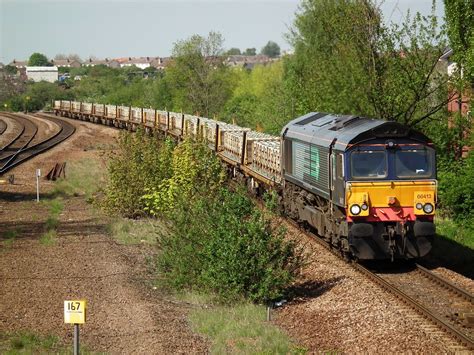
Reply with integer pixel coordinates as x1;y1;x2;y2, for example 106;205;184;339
423;203;434;214
350;204;361;215
416;203;423;210
361;203;368;211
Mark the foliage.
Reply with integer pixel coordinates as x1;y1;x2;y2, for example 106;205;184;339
223;61;291;133
438;149;474;220
165;31;236;116
226;47;241;55
102;130;174;217
142;138;225;215
4;81;72;112
189;302;305;354
3;65;17;75
156;187;303;303
286;0;448;126
244;48;257;56
261;41;281;58
28;52;51;66
444;0;474;83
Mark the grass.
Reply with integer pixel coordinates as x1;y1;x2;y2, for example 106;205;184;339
106;218;162;245
2;229;19;247
436;217;474;249
187;295;305;354
40;230;57;245
0;332;62;354
0;331;100;354
430;217;474;278
52;159;105;200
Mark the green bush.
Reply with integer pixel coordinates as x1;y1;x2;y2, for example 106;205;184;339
102;129;174;217
157;187;303;303
438;151;474;220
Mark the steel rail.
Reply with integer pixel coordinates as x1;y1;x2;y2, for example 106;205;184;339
415;263;474;304
353;262;474;350
53;107;474;350
284;219;473;351
0;114;38;166
0;119;7;135
0;113;75;174
0;113;27;152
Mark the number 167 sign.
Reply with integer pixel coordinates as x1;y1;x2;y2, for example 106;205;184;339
64;300;86;324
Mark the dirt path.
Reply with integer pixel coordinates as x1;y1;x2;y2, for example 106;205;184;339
0;117;208;353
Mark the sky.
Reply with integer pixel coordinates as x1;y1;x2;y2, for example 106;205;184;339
0;0;444;64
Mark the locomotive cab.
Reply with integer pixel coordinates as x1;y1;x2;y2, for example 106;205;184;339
281;113;437;261
346;139;436;260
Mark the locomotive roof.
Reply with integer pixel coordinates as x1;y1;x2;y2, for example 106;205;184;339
281;112;431;150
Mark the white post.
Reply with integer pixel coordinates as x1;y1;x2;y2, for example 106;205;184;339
36;169;41;202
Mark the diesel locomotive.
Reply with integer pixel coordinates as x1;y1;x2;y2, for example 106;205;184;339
281;113;436;260
53;100;437;261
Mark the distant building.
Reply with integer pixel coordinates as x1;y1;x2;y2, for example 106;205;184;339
0;62;4;70
26;66;58;83
82;58;120;68
225;55;271;68
8;59;27;69
150;57;170;70
116;57;156;69
50;59;81;68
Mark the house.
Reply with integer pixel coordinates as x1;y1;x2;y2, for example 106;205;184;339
82;58;120;68
150;57;171;70
225;55;271;68
50;59;81;68
116;57;156;69
8;59;27;69
440;48;471;115
26;66;58;83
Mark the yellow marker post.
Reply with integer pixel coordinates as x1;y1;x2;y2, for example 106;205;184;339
64;300;86;355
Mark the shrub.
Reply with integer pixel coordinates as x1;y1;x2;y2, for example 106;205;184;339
438;151;474;220
142;138;225;216
157;187;303;303
102;129;174;217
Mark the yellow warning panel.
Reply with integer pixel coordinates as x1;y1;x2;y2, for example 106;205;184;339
64;300;86;324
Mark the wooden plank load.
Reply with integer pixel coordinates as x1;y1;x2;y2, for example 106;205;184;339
94;103;105;116
54;100;61;110
143;108;155;127
131;107;142;122
105;104;116;119
82;102;92;114
71;101;81;113
168;112;183;135
250;138;281;183
117;106;130;121
60;100;71;111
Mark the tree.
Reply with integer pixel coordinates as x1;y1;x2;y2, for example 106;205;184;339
444;0;474;83
261;41;280;58
165;31;235;116
286;0;448;127
54;54;67;60
244;48;257;56
4;65;17;75
28;52;50;66
226;48;241;55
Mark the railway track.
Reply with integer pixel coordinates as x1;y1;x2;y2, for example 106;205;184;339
288;220;474;351
0;119;7;135
0;112;75;174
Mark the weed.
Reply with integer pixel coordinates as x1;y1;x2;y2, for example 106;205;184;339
189;301;306;354
52;159;105;200
106;218;161;245
0;332;61;354
2;229;19;247
40;230;57;246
